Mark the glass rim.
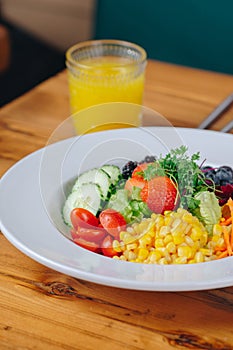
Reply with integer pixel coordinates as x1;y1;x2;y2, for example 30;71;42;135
65;39;147;71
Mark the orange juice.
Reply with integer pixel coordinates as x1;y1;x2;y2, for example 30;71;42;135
66;40;147;134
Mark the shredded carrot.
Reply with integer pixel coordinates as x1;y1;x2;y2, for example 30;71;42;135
222;226;232;256
226;198;233;248
214;198;233;260
231;228;233;249
216;250;228;260
220;217;232;226
210;198;233;260
214;246;226;252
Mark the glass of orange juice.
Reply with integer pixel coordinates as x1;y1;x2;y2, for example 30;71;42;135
65;39;147;134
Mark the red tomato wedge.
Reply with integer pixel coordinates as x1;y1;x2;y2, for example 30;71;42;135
72;236;101;253
124;177;147;193
140;176;178;214
101;235;119;257
99;209;127;240
75;227;106;243
132;162;153;179
70;208;99;230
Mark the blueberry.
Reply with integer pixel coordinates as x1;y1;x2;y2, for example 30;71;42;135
140;155;157;163
215;166;233;186
201;166;216;183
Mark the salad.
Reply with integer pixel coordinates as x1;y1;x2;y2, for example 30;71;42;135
62;146;233;264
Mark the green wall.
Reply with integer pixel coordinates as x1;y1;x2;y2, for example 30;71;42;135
95;0;233;74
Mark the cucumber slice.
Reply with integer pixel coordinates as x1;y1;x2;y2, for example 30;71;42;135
62;183;102;227
72;168;111;200
101;165;121;186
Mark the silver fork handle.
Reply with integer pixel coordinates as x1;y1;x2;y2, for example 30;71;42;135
198;93;233;130
220;120;233;133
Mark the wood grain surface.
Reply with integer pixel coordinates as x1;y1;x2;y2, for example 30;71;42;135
0;60;233;350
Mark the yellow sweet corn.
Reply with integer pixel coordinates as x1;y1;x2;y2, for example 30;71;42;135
113;208;224;265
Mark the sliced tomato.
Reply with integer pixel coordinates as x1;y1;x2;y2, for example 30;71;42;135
99;209;127;240
132;162;153;179
70;228;78;240
140;176;178;214
101;235;119;258
124;177;147;193
73;236;101;253
77;227;106;243
70;208;99;230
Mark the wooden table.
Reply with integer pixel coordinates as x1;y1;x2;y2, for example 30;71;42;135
0;60;233;349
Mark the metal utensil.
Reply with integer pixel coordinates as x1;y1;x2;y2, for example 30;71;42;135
198;93;233;130
220;120;233;133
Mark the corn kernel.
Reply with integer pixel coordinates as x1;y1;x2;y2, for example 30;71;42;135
185;235;194;246
147;226;156;237
123;250;129;259
190;228;203;241
159;226;170;237
164;216;173;226
177;246;192;259
119;255;126;261
199;233;208;246
171;218;182;230
164;234;173;245
194;252;204;263
174;256;187;264
165;254;172;263
188;259;196;264
171;254;178;262
128;251;137;261
158;257;168;265
126;243;138;251
190;246;197;258
148;250;161;263
200;248;212;256
166;241;176;254
139;234;152;248
155;215;165;227
193;241;201;250
121;232;136;244
138;248;149;261
172;231;185;245
155;238;165;248
182;212;195;224
112;240;123;252
113;255;120;260
184;224;192;235
156;247;169;257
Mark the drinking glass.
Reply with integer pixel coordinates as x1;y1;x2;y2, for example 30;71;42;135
65;39;147;134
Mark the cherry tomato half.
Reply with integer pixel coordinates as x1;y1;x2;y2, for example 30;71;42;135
77;227;106;243
73;236;101;253
101;235;119;258
99;209;127;240
70;208;99;230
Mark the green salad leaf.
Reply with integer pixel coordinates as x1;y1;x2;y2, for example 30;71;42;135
193;191;222;233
